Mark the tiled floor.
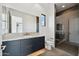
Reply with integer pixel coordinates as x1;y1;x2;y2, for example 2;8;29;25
31;42;78;56
40;42;78;56
40;48;71;56
56;42;78;56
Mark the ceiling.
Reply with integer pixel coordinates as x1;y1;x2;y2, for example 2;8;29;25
2;3;53;15
39;3;53;11
55;3;77;12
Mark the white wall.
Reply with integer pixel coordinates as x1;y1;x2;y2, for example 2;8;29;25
0;5;2;56
23;14;36;32
0;5;2;35
47;3;55;48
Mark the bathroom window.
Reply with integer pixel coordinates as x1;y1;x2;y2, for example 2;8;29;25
11;16;23;33
40;14;46;26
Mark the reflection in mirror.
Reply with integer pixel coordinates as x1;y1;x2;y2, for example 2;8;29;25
1;5;39;35
11;16;23;33
2;6;8;34
2;14;8;34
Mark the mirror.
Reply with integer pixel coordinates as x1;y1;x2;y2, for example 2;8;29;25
2;6;39;34
11;16;23;33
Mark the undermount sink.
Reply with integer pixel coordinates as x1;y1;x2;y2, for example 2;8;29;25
23;33;31;36
23;32;40;36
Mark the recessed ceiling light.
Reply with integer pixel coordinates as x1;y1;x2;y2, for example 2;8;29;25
62;5;65;8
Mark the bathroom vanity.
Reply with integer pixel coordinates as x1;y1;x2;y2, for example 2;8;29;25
2;34;45;56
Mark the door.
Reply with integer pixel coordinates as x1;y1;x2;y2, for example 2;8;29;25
69;17;79;44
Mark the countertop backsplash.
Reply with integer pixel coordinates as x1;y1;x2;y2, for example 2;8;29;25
2;32;45;41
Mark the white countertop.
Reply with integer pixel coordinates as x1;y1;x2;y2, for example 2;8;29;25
2;33;45;42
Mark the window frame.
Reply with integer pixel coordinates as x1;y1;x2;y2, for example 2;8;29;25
41;14;46;26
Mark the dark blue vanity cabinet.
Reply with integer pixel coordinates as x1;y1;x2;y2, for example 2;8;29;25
2;36;45;56
31;37;45;51
20;39;33;56
2;40;21;56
